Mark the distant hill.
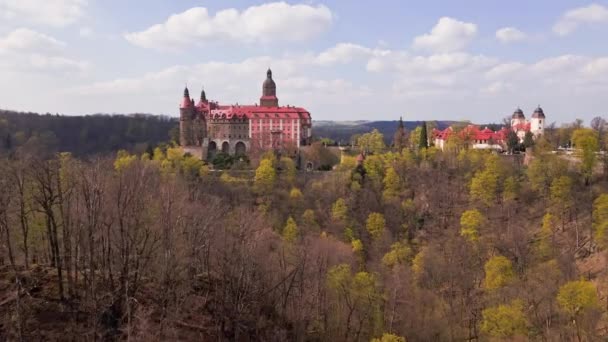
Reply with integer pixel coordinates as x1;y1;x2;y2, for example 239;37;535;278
313;120;460;144
0;110;178;157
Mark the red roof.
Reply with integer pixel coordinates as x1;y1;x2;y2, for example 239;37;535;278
513;122;531;132
433;125;509;142
205;104;311;121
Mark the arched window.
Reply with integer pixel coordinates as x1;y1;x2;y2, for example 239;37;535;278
208;141;217;159
235;141;246;156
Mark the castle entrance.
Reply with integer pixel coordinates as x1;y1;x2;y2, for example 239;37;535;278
208;141;217;159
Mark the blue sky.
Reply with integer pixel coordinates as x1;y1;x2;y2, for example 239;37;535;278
1;1;608;124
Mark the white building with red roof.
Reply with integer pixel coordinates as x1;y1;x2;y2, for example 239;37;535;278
179;69;312;160
432;106;546;151
433;125;509;151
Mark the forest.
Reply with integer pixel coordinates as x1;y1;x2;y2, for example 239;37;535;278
0;116;608;341
0;110;178;157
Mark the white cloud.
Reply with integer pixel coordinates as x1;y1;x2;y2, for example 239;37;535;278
0;0;87;27
315;43;389;65
6;37;608;122
0;28;87;73
583;57;608;76
0;28;66;53
125;2;333;50
530;55;589;74
496;27;527;43
485;62;525;80
79;27;93;38
27;54;88;72
481;81;513;95
553;3;608;36
412;17;477;53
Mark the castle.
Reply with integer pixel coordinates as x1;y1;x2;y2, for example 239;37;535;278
433;106;546;151
179;69;312;160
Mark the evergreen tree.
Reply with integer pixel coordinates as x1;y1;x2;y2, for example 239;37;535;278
392;116;407;151
419;121;429;149
523;131;535;149
506;130;519;153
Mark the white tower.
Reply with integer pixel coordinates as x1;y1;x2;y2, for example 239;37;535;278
530;106;545;136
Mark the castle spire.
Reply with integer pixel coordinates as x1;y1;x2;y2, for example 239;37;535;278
261;68;278;107
180;85;191;109
200;86;207;102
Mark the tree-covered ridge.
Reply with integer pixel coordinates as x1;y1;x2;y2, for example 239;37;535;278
1;122;608;341
0;110;178;157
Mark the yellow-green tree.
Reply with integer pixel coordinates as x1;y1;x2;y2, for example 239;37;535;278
411;249;425;278
550;175;573;214
593;194;608;249
289;187;303;201
481;300;527;338
371;333;406;342
572;128;599;184
409;126;422;150
527;154;567;195
280;157;297;184
301;209;318;231
180;153;204;179
326;264;383;340
282;216;298;243
557;280;599;317
484;255;515;290
254;158;276;194
332;198;348;222
366;212;386;240
364;154;386;184
382;241;411;268
352;239;365;267
460;209;484;242
357;129;386;154
470;154;501;206
382;166;402;200
538;213;556;258
557;279;599;341
114;150;137;171
502;176;519;202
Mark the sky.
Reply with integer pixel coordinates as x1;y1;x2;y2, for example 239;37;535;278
1;1;608;124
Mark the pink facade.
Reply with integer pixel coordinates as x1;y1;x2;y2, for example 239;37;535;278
179;69;312;158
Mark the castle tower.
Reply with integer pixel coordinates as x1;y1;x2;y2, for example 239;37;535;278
511;107;526;128
193;86;208;145
260;68;279;107
179;86;194;146
530;105;546;136
511;107;527;141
